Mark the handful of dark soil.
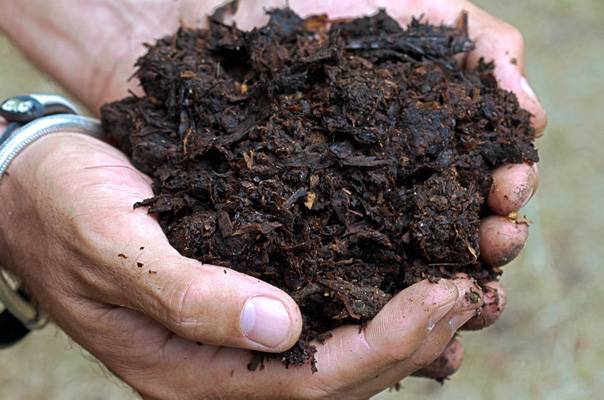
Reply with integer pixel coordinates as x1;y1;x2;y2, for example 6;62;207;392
101;8;538;371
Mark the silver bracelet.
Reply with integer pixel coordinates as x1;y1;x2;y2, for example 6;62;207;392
0;94;102;341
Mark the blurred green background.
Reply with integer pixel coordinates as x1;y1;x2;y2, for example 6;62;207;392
1;0;603;399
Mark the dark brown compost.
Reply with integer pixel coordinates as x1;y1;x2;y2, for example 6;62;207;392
101;8;538;371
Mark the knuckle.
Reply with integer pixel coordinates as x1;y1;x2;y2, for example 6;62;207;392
363;327;418;364
163;276;198;327
159;271;212;339
293;347;349;398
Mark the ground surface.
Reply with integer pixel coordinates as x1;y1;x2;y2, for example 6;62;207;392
1;0;603;398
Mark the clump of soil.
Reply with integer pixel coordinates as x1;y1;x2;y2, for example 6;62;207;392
101;7;538;371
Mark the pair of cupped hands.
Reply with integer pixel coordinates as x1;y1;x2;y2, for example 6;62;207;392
0;1;546;399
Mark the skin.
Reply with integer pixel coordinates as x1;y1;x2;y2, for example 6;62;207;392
489;164;539;216
0;1;546;398
412;339;464;381
479;216;530;267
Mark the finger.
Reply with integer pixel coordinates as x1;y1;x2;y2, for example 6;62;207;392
75;205;302;353
376;0;547;135
120;245;302;352
305;279;460;386
488;163;539;215
479;215;529;267
461;4;547;135
413;339;464;381
72;278;474;400
105;278;460;400
338;276;482;395
463;281;506;330
227;279;461;399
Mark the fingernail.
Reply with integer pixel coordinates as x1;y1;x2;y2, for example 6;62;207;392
448;279;483;331
520;77;538;103
518;173;537;209
449;309;478;332
426;282;458;332
427;299;457;332
240;296;291;348
465;283;507;330
496;242;526;267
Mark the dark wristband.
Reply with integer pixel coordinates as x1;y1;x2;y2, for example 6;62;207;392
0;303;31;348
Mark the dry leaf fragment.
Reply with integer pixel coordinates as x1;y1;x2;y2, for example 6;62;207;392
240;82;248;95
305;192;316;209
243;150;254;170
467;244;478;260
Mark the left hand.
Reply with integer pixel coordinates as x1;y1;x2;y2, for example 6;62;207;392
0;0;544;386
0;129;481;399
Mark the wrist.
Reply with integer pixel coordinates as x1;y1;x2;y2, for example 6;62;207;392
0;132;75;276
0;120;11;271
0;128;38;275
0;120;6;143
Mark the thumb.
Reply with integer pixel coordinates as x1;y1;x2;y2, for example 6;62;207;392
90;211;303;353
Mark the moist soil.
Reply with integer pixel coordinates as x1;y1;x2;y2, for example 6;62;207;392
101;7;538;371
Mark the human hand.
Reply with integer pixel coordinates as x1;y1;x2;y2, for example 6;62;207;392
0;0;545;396
0;131;482;399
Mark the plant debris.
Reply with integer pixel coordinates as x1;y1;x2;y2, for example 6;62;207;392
101;7;538;371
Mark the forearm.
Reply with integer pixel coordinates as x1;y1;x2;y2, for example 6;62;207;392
0;1;166;113
0;119;68;280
